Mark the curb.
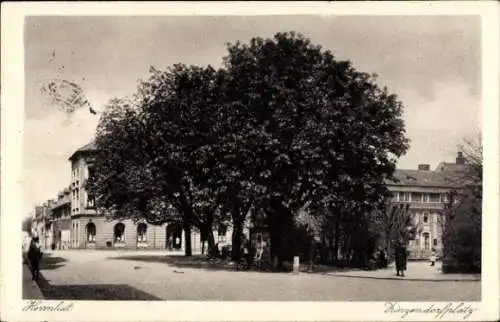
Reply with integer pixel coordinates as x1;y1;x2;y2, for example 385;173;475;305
22;264;44;299
325;272;481;282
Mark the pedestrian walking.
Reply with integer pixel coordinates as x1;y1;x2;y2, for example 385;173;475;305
394;239;407;277
27;236;43;281
430;248;437;267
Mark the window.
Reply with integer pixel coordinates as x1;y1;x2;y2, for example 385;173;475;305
398;192;410;202
433;238;438;246
423;213;429;223
86;222;96;242
440;194;448;203
422;194;430;203
423;232;430;250
137;223;147;242
218;223;228;243
429;193;440;203
114;223;125;242
412;192;423;203
87;194;95;208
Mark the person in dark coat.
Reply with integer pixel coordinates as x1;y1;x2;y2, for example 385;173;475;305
394;240;408;277
27;236;43;281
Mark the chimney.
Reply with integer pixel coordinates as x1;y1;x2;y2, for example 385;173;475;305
456;151;465;165
418;164;430;171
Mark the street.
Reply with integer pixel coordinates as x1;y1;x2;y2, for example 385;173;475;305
26;250;480;301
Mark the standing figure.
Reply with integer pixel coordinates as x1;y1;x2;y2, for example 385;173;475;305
27;236;43;281
394;240;407;277
430;248;437;267
168;235;173;250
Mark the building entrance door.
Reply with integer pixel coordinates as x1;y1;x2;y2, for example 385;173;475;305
166;222;182;250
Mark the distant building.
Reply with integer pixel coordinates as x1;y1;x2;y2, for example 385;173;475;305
386;152;469;259
32;201;54;250
50;187;72;250
66;142;233;252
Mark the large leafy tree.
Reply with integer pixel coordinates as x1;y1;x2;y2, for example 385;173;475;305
89;65;228;256
87;98;164;223
89;32;409;264
221;32;409;266
134;64;230;255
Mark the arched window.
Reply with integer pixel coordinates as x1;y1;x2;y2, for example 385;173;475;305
137;223;147;242
86;222;96;242
114;223;125;242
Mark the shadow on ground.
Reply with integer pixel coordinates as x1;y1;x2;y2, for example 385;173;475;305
39;253;68;270
109;255;358;274
35;273;162;300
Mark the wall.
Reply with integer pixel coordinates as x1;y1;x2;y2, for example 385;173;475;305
71;217;171;249
69;216;235;253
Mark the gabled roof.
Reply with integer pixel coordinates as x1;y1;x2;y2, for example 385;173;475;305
385;169;458;188
68;141;97;161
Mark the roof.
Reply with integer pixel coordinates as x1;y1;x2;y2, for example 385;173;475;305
385;169;459;188
435;162;467;173
68;141;97;161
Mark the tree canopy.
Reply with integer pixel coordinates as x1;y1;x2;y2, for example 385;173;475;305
88;31;410;262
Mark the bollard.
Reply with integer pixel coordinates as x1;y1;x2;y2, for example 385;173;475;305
293;256;300;274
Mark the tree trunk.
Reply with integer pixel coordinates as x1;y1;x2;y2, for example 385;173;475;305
206;229;216;256
183;220;192;256
333;215;340;262
231;204;244;262
328;233;334;263
203;209;216;255
267;196;293;268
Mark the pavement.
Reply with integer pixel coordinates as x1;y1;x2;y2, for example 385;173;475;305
326;261;481;281
22;264;44;299
29;250;480;301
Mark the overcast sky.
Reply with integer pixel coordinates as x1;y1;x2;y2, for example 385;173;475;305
24;15;481;217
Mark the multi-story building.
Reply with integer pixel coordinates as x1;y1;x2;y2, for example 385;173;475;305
67;142;233;252
32;201;54;250
386;152;467;259
50;187;72;250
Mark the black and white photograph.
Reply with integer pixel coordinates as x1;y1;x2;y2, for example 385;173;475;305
1;2;499;322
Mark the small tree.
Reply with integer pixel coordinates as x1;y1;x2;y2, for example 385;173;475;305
374;202;417;261
441;187;481;273
441;136;482;273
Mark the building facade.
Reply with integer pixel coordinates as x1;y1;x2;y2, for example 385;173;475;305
386;153;466;259
31;202;54;250
51;187;72;250
66;142;233;253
